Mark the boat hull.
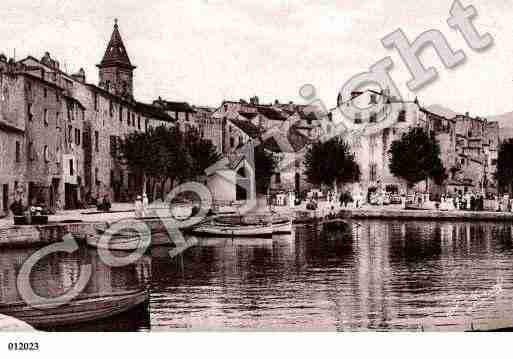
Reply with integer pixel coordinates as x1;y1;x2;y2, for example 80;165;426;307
87;229;151;251
191;223;273;237
272;220;293;234
0;289;148;328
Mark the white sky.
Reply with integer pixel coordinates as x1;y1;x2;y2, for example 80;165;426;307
0;0;510;116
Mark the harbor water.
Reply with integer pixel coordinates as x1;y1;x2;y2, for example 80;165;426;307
151;220;513;331
1;220;513;331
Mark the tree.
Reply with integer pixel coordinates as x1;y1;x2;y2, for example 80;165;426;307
496;138;513;194
120;125;221;201
388;127;446;190
304;137;360;190
184;128;222;180
254;146;278;194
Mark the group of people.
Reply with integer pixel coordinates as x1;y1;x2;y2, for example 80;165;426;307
439;193;486;211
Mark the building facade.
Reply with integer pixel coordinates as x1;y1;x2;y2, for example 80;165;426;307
0;21;174;215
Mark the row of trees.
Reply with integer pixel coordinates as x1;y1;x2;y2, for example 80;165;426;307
121;123;459;201
120;125;221;200
303;127;447;192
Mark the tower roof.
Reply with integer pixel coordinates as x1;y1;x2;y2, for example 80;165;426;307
98;19;136;69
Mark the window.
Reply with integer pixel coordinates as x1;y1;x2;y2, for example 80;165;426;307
398;110;406;122
15;141;20;163
56;112;61;129
75;129;81;146
137;116;141;129
109;101;113;117
492;159;498;166
119;106;123;122
230;137;235;148
68;125;73;144
355;113;362;124
56;91;60;103
43;145;49;163
43;88;48;98
94;93;98;111
43;109;48;126
145;119;148;131
370;163;378;182
369;112;377;123
95;131;99;152
27;103;33;122
28;142;34;161
69;159;74;176
275;173;281;184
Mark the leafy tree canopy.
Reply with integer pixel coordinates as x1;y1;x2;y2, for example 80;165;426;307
388;126;446;187
496;138;513;194
304;137;360;188
254;146;278;194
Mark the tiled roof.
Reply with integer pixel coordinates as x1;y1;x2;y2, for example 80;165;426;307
230;118;261;139
239;112;258;120
135;102;175;122
256;106;288;121
154;100;195;113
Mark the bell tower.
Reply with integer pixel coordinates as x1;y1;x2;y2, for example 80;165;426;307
97;19;136;99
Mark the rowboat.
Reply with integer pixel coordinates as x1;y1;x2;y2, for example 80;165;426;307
272;219;293;234
86;226;151;251
190;215;293;237
191;221;274;237
0;289;148;329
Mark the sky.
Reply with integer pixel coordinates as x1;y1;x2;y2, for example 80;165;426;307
0;0;511;116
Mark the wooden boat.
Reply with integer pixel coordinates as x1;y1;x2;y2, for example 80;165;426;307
0;289;148;329
87;226;151;251
272;219;293;234
191;220;274;237
190;215;293;237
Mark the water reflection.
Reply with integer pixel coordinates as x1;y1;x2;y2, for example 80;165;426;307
151;221;513;331
0;245;151;331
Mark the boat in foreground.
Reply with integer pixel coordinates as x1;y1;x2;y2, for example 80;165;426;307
0;289;148;329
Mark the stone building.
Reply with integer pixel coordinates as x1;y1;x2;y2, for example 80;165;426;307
426;107;500;195
0;20;175;215
332;90;428;195
0;59;26;216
